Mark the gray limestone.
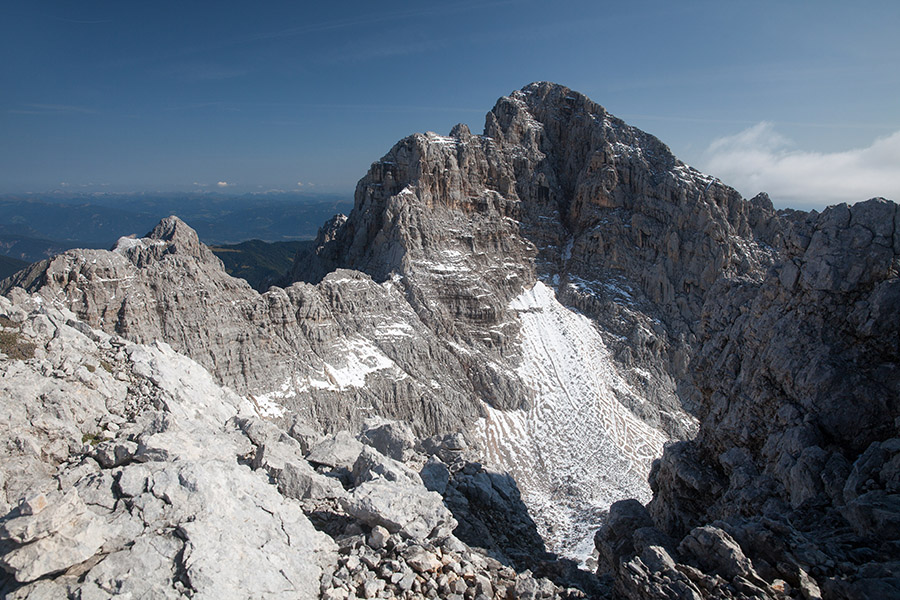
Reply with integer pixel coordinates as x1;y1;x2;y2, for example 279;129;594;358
0;293;336;598
0;489;109;583
2;82;899;599
358;419;417;462
306;430;365;470
594;197;900;597
351;445;422;487
342;478;456;539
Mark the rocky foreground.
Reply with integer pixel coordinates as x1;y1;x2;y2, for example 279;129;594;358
1;83;898;598
0;290;598;598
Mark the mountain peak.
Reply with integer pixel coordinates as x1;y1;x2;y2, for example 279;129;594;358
3;82;899;599
111;215;218;266
519;80;594;104
147;215;195;243
293;83;769;329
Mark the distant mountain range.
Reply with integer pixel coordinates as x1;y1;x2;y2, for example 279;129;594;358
209;239;310;291
0;192;352;264
0;254;28;280
0;192;351;286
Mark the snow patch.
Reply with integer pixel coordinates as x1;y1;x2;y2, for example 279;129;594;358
426;132;459;146
322;338;405;390
249;393;287;419
476;282;667;564
568;276;634;304
113;236;166;253
375;322;414;338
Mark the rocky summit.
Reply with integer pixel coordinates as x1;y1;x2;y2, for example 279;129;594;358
1;82;898;599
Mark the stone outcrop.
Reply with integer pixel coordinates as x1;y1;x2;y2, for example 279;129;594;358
0;489;108;583
292;82;777;437
1;83;777;559
2;81;898;598
0;291;601;598
1;220;487;438
2;83;778;444
283;83;792;558
0;291;336;598
594;199;900;598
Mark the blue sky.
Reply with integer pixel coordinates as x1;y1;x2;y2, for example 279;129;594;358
2;0;898;208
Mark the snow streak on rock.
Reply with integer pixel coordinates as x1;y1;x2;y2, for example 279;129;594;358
477;282;667;563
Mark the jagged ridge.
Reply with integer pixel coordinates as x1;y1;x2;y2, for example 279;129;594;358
2;82;897;598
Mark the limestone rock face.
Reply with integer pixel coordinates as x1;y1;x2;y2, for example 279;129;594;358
0;83;786;563
1;84;775;448
595;198;900;598
292;82;777;437
285;82;783;558
2;222;485;437
0;292;337;598
0;489;108;583
341;478;456;539
358;419;417;462
4;82;898;592
2;291;595;599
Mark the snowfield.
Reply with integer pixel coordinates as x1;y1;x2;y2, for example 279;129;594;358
476;282;668;563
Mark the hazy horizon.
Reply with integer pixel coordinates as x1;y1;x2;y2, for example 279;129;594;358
2;1;899;210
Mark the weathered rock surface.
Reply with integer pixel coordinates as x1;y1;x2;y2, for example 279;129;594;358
293;82;776;437
3;81;899;598
285;82;785;557
1;221;486;438
342;478;455;539
0;292;336;597
0;489;108;583
1;82;772;558
358;418;417;462
1;290;599;598
595;198;900;598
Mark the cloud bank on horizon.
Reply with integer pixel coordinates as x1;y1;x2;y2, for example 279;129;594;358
700;123;900;210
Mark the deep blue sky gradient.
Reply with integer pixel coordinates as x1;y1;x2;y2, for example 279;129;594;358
2;1;898;205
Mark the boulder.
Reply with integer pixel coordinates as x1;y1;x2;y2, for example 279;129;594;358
677;525;764;585
420;458;450;495
277;460;346;501
842;491;900;540
341;479;456;539
358;419;416;462
595;499;655;573
351;446;422;487
307;431;365;470
0;489;110;583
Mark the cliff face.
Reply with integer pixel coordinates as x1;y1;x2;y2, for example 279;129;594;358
0;83;787;562
0;290;594;599
2;217;490;437
293;82;777;435
4;84;775;444
3;82;898;596
596;199;900;599
0;290;337;598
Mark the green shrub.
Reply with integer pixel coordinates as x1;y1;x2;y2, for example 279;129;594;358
81;432;108;446
0;329;35;360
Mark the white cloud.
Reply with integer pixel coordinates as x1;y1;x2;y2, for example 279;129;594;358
700;122;900;209
297;181;303;187
216;181;229;188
